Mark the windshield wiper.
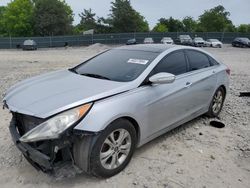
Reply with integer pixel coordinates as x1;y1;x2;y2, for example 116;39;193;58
80;73;111;80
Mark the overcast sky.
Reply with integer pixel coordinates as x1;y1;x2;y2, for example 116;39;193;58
1;0;250;28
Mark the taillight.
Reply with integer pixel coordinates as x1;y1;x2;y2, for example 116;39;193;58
226;67;231;75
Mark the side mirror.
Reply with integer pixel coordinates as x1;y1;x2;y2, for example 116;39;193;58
149;72;176;84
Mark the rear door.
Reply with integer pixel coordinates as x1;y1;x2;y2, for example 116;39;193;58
184;49;218;113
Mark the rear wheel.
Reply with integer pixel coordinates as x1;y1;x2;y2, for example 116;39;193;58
206;87;226;117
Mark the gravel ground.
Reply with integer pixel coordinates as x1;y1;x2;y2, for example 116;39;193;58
0;44;249;188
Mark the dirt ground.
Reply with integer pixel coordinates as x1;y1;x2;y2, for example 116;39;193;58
0;44;249;188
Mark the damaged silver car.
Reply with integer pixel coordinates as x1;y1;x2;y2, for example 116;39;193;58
3;44;230;177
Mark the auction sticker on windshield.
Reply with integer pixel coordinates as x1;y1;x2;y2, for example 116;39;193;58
127;59;149;65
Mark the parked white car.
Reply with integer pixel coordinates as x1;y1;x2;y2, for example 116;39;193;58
143;38;154;44
161;37;174;44
192;37;206;47
205;39;223;48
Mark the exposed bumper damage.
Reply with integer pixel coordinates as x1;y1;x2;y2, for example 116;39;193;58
9;113;97;173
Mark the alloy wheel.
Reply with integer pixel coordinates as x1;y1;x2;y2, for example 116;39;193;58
100;129;131;170
212;90;223;114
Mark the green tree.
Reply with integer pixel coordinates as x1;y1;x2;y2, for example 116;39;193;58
237;24;250;33
74;10;112;34
109;0;149;32
152;23;168;32
182;16;197;32
78;9;96;31
95;17;113;33
34;0;73;36
198;5;234;32
157;17;184;32
0;6;6;36
1;0;34;37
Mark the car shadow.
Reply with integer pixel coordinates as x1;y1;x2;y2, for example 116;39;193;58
134;116;207;155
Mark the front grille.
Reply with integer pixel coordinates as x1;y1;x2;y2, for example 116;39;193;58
13;112;45;136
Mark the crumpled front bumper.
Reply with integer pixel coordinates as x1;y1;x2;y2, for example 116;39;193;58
9;118;72;172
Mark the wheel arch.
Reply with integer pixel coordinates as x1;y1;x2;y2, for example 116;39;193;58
219;84;227;96
120;116;141;146
103;116;141;147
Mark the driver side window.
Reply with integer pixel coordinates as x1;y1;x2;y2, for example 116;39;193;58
153;51;187;75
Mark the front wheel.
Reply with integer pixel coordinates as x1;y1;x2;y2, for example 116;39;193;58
206;87;226;117
75;119;137;178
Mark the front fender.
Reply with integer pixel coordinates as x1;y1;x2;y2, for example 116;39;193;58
73;90;144;134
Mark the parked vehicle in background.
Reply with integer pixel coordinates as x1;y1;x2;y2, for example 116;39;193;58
192;37;205;47
126;38;137;45
22;40;37;50
232;38;250;48
205;39;223;48
175;35;193;45
161;37;174;44
4;44;230;178
143;37;154;44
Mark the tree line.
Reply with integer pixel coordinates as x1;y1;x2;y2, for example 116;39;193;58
0;0;249;37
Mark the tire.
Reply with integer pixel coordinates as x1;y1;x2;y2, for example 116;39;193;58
206;87;226;117
75;119;137;178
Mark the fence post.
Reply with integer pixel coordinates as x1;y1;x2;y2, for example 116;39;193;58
49;35;52;47
9;35;12;49
221;31;225;43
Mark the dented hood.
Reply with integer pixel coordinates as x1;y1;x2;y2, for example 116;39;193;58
3;70;133;118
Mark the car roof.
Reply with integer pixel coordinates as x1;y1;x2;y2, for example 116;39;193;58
116;44;174;53
236;37;249;40
115;44;216;60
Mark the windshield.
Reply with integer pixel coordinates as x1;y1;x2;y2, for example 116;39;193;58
73;49;159;82
23;40;36;45
239;38;250;42
195;37;203;40
209;39;219;42
128;39;136;42
162;37;171;40
180;35;191;39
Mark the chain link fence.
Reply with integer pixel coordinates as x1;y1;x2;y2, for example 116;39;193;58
0;32;250;49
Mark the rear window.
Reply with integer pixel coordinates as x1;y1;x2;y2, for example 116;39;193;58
186;50;211;71
209;56;219;66
74;49;159;82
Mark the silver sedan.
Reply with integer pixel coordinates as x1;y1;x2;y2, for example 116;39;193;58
3;44;230;177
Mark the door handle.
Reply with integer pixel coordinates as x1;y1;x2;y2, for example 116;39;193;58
185;82;192;88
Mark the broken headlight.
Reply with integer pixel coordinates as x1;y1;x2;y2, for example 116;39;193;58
20;103;92;142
